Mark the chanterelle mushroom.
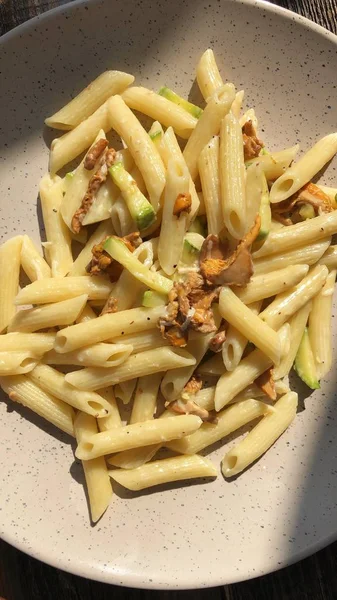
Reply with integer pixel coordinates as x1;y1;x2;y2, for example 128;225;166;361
242;120;264;161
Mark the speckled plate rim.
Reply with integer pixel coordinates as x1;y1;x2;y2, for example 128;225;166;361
1;0;337;590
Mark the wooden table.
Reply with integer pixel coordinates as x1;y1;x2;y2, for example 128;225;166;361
1;0;337;598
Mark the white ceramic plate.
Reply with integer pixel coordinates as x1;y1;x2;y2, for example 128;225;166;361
1;0;337;589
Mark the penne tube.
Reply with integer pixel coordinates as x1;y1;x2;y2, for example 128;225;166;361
246;145;300;181
158;157;190;276
308;269;336;380
60;130;107;232
44;342;133;368
239;108;258;130
222;301;262;371
29;363;113;418
0;332;55;354
112;329;170;353
0;236;22;333
109;455;217;491
0;352;38;375
74;411;113;523
49;102;110;174
183;84;236;181
122;86;197;139
45;70;134;130
76;414;202;460
158;126;200;221
103;240;154;313
114;379;137;405
130;373;162;424
107;443;161;470
15;276;113;306
161;328;219;401
8;294;88;333
273;302;312;380
104;236;172;294
221;392;298;477
107;95;166;211
219;287;282;365
260;265;328;330
65;347;196;391
68;220;114;277
231;90;245;118
198;136;223;235
253;239;331;275
20;235;51;281
196;49;224;100
76;304;97;323
167;399;270;454
234;264;309;304
220;112;246;239
1;374;75;437
317;245;337;269
270;133;337;203
39;175;73;277
54;305;166;353
252;212;337;259
197;353;225;376
97;387;122;432
214;348;273;411
110;197;135;237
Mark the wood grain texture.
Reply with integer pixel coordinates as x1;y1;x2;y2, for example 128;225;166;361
0;0;337;598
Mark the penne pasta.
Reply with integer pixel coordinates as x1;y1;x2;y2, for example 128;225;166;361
49;102;110;174
222;301;262;371
74;411;113;522
1;374;75;437
107;444;162;470
65;347;196;391
76;414;202;460
0;236;22;333
8;294;88;333
68;220;114;277
107;95;166;211
252;212;337;259
221;392;298;477
253;239;331;275
183;84;236;181
219;287;282;365
198;136;222;235
15;276;113;306
158;157;190;276
196;49;224;100
308;270;336;380
260;265;328;330
220;112;246;239
246;145;300;181
54;305;166;353
231;90;245;118
167;399;270;454
114;379;137;405
270;133;337;203
122;86;197;139
97;387;122;432
45;70;134;130
214;348;273;411
130;373;162;424
0;332;55;354
158;126;200;221
20;235;51;281
234;264;309;304
317;244;337;269
109;455;217;491
39;175;73;277
44;342;133;368
0;352;38;375
29;363;113;418
112;329;170;353
273;302;312;380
